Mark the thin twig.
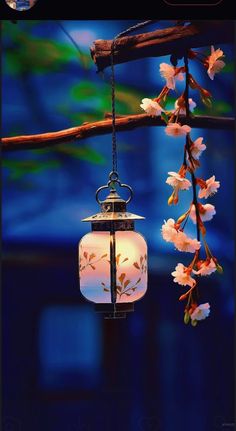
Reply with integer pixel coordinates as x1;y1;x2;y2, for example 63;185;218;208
184;53;201;242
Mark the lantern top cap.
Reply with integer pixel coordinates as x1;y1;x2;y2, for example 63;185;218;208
82;174;145;222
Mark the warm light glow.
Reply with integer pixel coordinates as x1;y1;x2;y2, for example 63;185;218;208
79;231;147;304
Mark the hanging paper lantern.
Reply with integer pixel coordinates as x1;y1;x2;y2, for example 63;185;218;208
78;174;148;319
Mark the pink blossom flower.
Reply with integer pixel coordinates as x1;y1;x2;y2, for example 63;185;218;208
198;175;220;199
140;98;163;116
190;303;210;321
166;172;191;190
171;263;196;287
174;98;196;114
193;258;217;276
188;137;206;160
189;203;216;223
174;231;201;253
207;46;225;80
165;123;191;137
159;63;184;90
161;218;178;243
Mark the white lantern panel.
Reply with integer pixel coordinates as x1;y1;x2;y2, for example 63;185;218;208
79;231;147;303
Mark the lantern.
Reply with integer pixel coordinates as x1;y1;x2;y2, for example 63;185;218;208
78;173;148;319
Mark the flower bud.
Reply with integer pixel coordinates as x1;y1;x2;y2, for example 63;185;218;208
184;311;190;324
168;194;174;205
200;88;212;98
216;263;223;274
177;213;188;224
191;319;198;327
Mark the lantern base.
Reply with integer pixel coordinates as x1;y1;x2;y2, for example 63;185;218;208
94;303;134;319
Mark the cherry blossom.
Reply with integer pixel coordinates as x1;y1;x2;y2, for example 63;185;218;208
157;51;223;323
140;98;163;116
190;303;210;321
206;46;225;80
161;218;178;243
166;172;191;190
165;123;191;137
198;175;220;199
174;98;196;114
174;231;201;253
189;203;216;223
159;63;184;90
193;258;217;276
171;263;196;287
187;137;206;160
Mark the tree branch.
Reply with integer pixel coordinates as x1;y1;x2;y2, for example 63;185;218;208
90;21;234;71
2;114;234;151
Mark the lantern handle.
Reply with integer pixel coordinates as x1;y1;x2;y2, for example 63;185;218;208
95;172;133;205
95;184;110;204
118;183;133;204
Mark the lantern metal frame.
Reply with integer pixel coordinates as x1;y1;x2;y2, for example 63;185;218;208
79;172;147;319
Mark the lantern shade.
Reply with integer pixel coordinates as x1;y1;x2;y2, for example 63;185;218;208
79;230;147;304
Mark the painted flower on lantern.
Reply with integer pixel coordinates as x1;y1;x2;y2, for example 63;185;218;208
174;231;201;253
187;137;206;160
161;218;178;243
198;175;220;199
165;123;191;137
206;46;225;80
171;263;196;287
189;203;216;224
193;258;217;276
190;303;210;321
159;63;184;90
140;98;163;116
174;98;196;114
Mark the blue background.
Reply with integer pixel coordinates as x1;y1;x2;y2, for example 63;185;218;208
2;20;234;431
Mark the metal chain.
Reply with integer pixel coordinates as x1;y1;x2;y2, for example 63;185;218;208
110;20;158;177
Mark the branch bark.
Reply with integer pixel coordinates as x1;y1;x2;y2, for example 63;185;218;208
2;114;234;151
91;21;234;71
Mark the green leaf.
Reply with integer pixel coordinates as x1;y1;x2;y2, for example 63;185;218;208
70;81;147;115
161;111;169;125
57;145;105;165
3;20;91;75
221;62;234;73
2;159;60;180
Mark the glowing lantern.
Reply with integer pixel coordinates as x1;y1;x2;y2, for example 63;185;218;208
78;174;148;318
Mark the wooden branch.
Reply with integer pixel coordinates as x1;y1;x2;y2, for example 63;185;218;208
2;114;234;151
91;21;234;71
